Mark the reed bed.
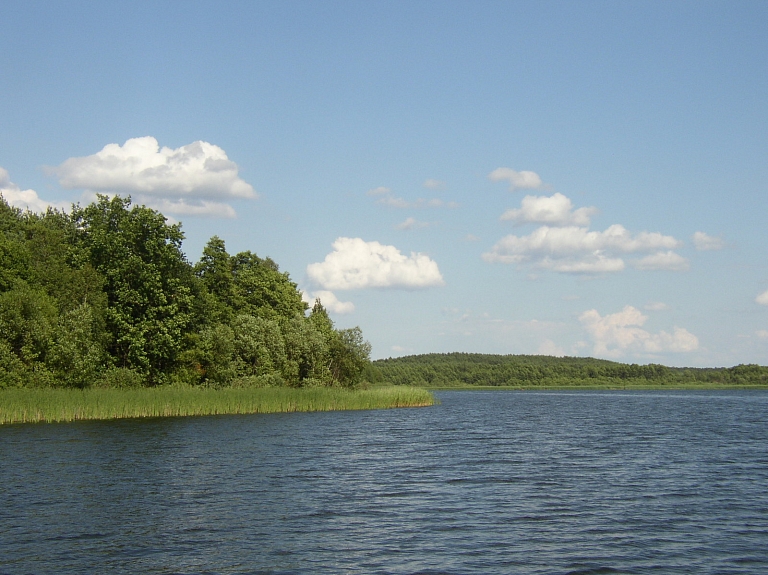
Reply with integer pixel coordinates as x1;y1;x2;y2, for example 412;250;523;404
0;386;435;424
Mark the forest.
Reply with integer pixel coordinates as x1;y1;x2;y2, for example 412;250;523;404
0;195;372;389
374;353;768;387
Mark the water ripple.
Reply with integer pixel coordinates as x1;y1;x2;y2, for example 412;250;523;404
1;389;767;574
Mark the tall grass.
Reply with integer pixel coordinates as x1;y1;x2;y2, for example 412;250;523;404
0;386;435;424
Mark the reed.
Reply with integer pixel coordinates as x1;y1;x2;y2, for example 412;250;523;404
0;386;435;424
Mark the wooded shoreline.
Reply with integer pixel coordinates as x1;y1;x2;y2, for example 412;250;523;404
374;353;768;388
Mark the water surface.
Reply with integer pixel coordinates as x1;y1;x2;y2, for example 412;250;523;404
1;389;767;574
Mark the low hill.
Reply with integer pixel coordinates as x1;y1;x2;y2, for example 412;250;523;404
373;353;768;387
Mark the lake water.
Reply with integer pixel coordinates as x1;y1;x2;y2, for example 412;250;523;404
1;389;767;574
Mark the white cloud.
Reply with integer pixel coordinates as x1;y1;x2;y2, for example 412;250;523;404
49;137;255;218
0;167;68;212
756;330;768;339
644;301;669;311
302;290;355;314
756;290;768;306
396;217;430;231
486;191;687;275
633;251;689;271
538;339;565;357
423;179;446;190
307;237;445;290
538;254;625;273
501;193;598;226
146;198;237;219
482;224;681;273
366;186;391;196
464;234;480;242
692;231;725;251
488;167;543;190
579;305;699;358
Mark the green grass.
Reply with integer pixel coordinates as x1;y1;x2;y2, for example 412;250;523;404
0;386;435;424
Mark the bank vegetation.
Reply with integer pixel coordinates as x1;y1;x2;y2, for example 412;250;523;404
374;353;768;388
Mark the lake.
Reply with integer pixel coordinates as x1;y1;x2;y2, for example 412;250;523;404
1;389;767;574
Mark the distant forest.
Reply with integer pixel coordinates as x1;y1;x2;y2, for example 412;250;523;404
373;353;768;387
0;195;371;389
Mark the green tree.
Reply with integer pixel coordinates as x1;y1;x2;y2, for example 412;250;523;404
46;303;106;388
329;327;372;387
280;315;328;386
70;195;194;383
231;314;287;377
194;236;235;324
195;323;237;386
0;282;57;366
230;251;307;319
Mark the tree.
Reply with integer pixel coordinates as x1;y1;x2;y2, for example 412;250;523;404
309;299;372;387
46;303;106;388
230;251;307;319
194;236;235;324
231;314;287;377
280;315;329;386
70;196;194;383
329;327;372;387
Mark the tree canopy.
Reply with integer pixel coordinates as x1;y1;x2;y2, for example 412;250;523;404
0;195;372;389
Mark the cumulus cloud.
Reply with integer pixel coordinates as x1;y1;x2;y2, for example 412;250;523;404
644;302;669;311
423;179;446;190
482;224;681;273
0;167;68;212
756;290;768;306
692;231;725;251
501;193;598;226
633;250;689;271
366;186;391;196
48;137;255;218
302;290;355;314
396;217;430;231
146;198;237;219
538;254;625;273
307;237;444;290
579;305;699;358
488;167;543;190
486;191;688;275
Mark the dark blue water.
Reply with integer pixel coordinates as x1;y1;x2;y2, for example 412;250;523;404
1;390;767;574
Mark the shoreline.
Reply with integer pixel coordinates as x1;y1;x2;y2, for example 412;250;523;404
425;383;768;390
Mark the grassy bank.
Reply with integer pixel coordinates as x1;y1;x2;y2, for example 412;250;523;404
0;386;435;424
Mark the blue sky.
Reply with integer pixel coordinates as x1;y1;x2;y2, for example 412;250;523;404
2;1;767;366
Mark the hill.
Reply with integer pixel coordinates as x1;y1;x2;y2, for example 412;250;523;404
373;353;768;388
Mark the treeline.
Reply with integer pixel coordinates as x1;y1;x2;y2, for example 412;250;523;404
374;353;768;387
0;195;371;389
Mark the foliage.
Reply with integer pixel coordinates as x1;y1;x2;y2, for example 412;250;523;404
69;196;195;382
0;195;372;389
374;353;768;388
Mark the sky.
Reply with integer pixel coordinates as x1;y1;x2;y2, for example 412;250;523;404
2;0;767;367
